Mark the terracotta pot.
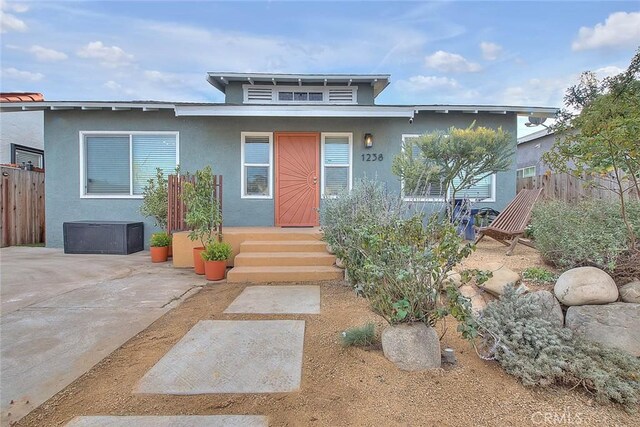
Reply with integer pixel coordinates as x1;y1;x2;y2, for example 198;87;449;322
167;244;173;258
204;260;227;281
193;247;205;275
150;246;169;263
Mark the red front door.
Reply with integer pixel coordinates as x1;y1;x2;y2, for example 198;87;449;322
275;132;320;227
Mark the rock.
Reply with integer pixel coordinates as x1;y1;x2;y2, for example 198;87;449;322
335;257;345;268
554;267;618;306
445;271;462;288
620;280;640;304
381;323;441;370
529;290;564;327
565;303;640;356
459;285;495;315
479;264;521;296
326;244;335;254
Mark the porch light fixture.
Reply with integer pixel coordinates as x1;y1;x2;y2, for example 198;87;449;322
364;133;374;148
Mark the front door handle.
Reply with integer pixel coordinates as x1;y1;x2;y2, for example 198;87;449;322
313;177;318;184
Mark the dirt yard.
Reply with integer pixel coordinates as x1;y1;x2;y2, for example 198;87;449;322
16;240;637;426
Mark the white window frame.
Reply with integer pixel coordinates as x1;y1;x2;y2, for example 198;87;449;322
400;134;496;203
321;132;353;199
241;131;273;199
243;84;358;105
79;131;179;199
517;166;536;178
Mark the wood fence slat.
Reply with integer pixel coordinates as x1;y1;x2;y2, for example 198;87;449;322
1;166;45;247
517;172;639;203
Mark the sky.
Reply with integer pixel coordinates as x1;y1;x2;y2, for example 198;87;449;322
1;0;639;136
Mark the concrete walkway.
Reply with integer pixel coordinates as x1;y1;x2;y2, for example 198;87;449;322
0;247;201;425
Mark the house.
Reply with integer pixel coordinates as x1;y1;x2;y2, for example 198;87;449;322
0;93;45;169
0;72;557;252
516;127;556;177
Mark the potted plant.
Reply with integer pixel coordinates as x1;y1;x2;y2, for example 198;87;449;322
182;166;221;275
149;232;172;263
140;167;171;255
201;239;232;281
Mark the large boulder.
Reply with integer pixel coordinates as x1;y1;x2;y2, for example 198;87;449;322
529;290;564;327
554;267;618;306
445;271;463;288
479;264;521;297
381;323;441;370
565;302;640;356
620;280;640;304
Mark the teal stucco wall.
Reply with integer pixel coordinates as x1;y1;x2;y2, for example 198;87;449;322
44;109;517;247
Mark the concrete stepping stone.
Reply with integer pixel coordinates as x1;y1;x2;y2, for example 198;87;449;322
135;320;305;394
224;285;320;314
66;415;267;426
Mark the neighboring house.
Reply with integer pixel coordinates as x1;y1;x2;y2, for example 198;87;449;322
516;127;556;178
0;73;556;248
0;93;45;168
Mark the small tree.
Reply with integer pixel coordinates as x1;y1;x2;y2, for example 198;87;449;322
182;166;221;248
139;167;169;230
543;48;640;247
392;122;513;219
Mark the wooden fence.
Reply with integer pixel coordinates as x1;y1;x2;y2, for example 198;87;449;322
1;166;45;247
517;172;639;202
167;174;223;235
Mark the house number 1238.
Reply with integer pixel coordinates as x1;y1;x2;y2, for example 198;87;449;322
361;153;384;162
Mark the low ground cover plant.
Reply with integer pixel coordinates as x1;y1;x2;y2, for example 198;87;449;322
476;286;640;410
522;267;556;284
340;323;377;347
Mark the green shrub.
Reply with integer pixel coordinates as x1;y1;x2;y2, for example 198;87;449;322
532;199;640;272
140;168;169;230
182;166;222;248
150;232;171;247
340;323;376;347
522;267;556;284
201;240;232;261
477;286;640;409
320;179;476;336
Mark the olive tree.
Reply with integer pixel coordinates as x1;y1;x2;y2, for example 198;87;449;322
392;122;513;219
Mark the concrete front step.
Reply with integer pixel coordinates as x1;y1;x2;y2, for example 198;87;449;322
235;252;336;267
227;266;343;283
240;240;328;253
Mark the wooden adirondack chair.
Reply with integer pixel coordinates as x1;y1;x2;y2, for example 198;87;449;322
474;188;543;255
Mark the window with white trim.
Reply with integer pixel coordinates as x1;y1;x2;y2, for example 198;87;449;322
81;132;178;197
517;166;536;178
321;133;352;197
241;132;273;198
401;134;495;202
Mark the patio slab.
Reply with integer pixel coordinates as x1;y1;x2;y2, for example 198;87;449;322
223;285;320;314
135;320;305;394
66;415;268;426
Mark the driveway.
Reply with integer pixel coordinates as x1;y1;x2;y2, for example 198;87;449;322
0;247;201;425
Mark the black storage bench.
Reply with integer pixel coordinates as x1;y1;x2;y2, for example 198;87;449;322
63;221;144;254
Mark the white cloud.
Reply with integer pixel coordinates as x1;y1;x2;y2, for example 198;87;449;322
1;0;29;13
500;76;573;107
424;50;482;73
594;65;625;79
572;11;640;51
480;42;502;61
396;75;459;92
1;67;44;81
0;10;27;32
77;41;134;67
29;45;68;62
144;70;182;85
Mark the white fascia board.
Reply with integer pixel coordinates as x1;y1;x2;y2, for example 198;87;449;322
414;105;558;117
174;105;414;118
1;102;176;112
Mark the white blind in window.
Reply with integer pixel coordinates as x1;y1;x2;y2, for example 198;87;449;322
132;134;177;194
452;175;492;199
86;136;130;194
